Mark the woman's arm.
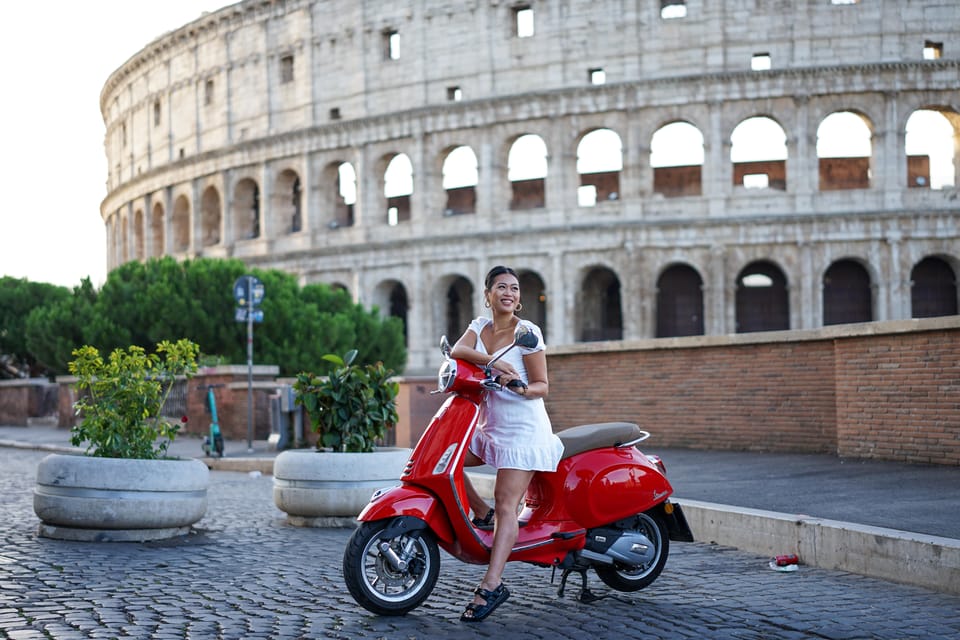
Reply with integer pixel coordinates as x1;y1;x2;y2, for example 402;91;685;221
516;349;548;399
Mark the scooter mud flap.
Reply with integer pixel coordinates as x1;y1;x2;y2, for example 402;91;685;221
662;502;694;542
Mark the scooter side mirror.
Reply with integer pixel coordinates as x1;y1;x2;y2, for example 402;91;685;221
513;324;540;350
440;335;451;357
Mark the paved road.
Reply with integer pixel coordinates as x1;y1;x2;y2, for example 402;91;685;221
2;448;959;639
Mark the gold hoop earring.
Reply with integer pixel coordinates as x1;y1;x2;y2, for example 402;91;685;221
515;303;523;312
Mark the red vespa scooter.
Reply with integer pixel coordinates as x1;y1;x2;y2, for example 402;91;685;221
342;325;693;615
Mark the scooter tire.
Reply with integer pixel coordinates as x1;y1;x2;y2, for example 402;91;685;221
213;434;224;457
595;511;669;592
343;519;440;616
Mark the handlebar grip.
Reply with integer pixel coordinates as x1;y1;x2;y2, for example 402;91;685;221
505;379;527;390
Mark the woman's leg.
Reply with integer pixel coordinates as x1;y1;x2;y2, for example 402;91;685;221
463;449;492;518
473;468;533;596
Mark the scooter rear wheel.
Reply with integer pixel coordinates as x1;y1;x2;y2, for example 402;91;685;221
595;511;669;592
343;519;440;615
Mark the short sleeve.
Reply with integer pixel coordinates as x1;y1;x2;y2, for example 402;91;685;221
469;316;490;335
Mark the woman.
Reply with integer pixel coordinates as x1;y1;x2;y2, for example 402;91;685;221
450;265;563;622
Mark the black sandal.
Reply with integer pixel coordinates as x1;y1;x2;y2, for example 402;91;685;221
471;508;495;530
460;583;510;622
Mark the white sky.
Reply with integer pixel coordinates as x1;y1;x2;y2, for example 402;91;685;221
0;1;229;288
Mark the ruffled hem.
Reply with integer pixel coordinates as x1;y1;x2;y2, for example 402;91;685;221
470;436;563;472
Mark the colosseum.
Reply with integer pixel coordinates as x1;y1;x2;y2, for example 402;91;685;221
101;0;959;374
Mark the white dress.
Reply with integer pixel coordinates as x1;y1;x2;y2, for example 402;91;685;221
467;317;564;471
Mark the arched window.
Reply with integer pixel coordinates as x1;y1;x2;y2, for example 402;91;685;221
731;116;788;190
651;121;704;197
508;134;548;210
172;195;190;252
273;170;301;235
911;257;958;318
578;267;622;342
120;215;129;262
374;279;410;345
445;276;474;341
133;209;144;260
200;186;221;246
385;153;413;225
233;179;260;240
577;129;622;206
326;161;356;229
518;270;548;342
823;260;872;325
905;109;957;189
150;201;164;257
442;146;478;216
817;111;872;190
735;261;789;333
656;264;704;337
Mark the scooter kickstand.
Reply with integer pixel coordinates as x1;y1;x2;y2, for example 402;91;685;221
557;567;604;603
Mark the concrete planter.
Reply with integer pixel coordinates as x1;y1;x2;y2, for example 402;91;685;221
273;448;411;527
33;453;209;542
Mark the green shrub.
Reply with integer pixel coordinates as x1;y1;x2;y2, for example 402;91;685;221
294;349;399;453
68;339;200;459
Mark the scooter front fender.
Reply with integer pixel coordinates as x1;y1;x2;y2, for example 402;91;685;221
357;484;455;544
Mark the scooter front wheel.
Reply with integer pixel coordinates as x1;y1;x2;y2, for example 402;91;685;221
343;519;440;615
595;511;669;592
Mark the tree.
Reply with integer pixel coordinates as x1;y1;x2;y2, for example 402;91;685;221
11;257;407;377
24;278;98;376
0;277;70;376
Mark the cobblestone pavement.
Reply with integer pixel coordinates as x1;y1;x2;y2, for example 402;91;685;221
2;448;959;640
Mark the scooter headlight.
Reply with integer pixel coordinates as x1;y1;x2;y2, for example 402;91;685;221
437;358;456;393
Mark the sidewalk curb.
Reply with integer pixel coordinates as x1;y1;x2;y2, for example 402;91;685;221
677;498;960;597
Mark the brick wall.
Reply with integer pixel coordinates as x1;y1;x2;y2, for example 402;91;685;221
834;330;960;464
540;318;960;465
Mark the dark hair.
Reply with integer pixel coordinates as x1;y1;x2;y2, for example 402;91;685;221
484;265;519;291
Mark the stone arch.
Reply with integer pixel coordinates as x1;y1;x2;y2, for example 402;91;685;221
322;160;356;229
656;263;705;337
272;168;302;235
441;145;478;216
651;120;704;197
577;265;623;342
517;269;548;343
735;260;789;333
438;274;474;343
576;128;622;206
384;153;413;225
373;279;410;345
150;201;164;257
731;116;788;190
905;107;959;189
171;194;190;252
910;255;958;318
823;259;873;326
233;178;260;241
817;110;874;190
508;133;548;210
120;214;129;262
133;208;145;260
200;186;221;247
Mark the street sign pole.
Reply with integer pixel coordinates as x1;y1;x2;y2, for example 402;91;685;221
246;275;254;452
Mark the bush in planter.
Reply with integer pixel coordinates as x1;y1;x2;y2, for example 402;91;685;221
68;338;200;459
294;349;399;452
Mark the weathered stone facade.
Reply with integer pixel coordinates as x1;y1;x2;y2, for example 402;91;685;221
101;0;960;374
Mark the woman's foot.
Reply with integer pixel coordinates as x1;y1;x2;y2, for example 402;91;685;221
471;508;495;530
460;582;510;622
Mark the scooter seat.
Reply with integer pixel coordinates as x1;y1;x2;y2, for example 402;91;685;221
556;422;644;460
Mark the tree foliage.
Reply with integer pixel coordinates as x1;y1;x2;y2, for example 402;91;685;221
9;257;406;377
